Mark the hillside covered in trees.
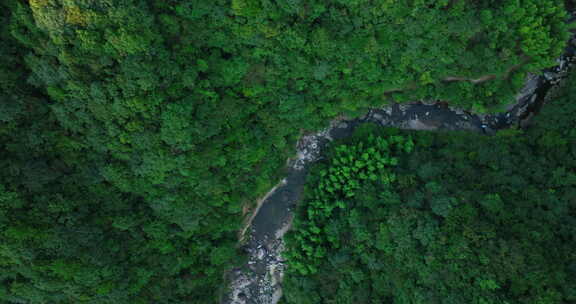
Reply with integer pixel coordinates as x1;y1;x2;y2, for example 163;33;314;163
283;71;576;304
0;0;573;303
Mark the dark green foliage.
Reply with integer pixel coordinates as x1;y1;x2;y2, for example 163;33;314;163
0;0;572;303
283;75;576;303
0;1;243;303
227;0;569;112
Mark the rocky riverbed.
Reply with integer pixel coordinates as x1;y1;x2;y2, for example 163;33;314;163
222;31;576;304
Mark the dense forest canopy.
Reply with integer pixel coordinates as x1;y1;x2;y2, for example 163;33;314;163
283;73;576;303
0;0;572;303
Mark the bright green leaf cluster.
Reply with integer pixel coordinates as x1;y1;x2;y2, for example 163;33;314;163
285;131;413;275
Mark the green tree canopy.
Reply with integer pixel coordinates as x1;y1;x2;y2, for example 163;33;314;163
283;73;576;304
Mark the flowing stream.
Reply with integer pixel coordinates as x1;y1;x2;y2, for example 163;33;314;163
222;31;576;304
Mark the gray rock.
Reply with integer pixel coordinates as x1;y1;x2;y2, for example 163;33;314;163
257;248;266;260
510;73;539;112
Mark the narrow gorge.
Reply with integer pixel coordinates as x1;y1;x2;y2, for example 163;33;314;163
224;26;576;304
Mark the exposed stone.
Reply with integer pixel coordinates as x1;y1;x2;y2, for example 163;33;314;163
406;119;439;130
257;248;266;260
452;108;464;115
509;73;540;111
420;99;437;105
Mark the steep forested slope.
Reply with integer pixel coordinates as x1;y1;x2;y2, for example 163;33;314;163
0;0;571;303
1;2;237;303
